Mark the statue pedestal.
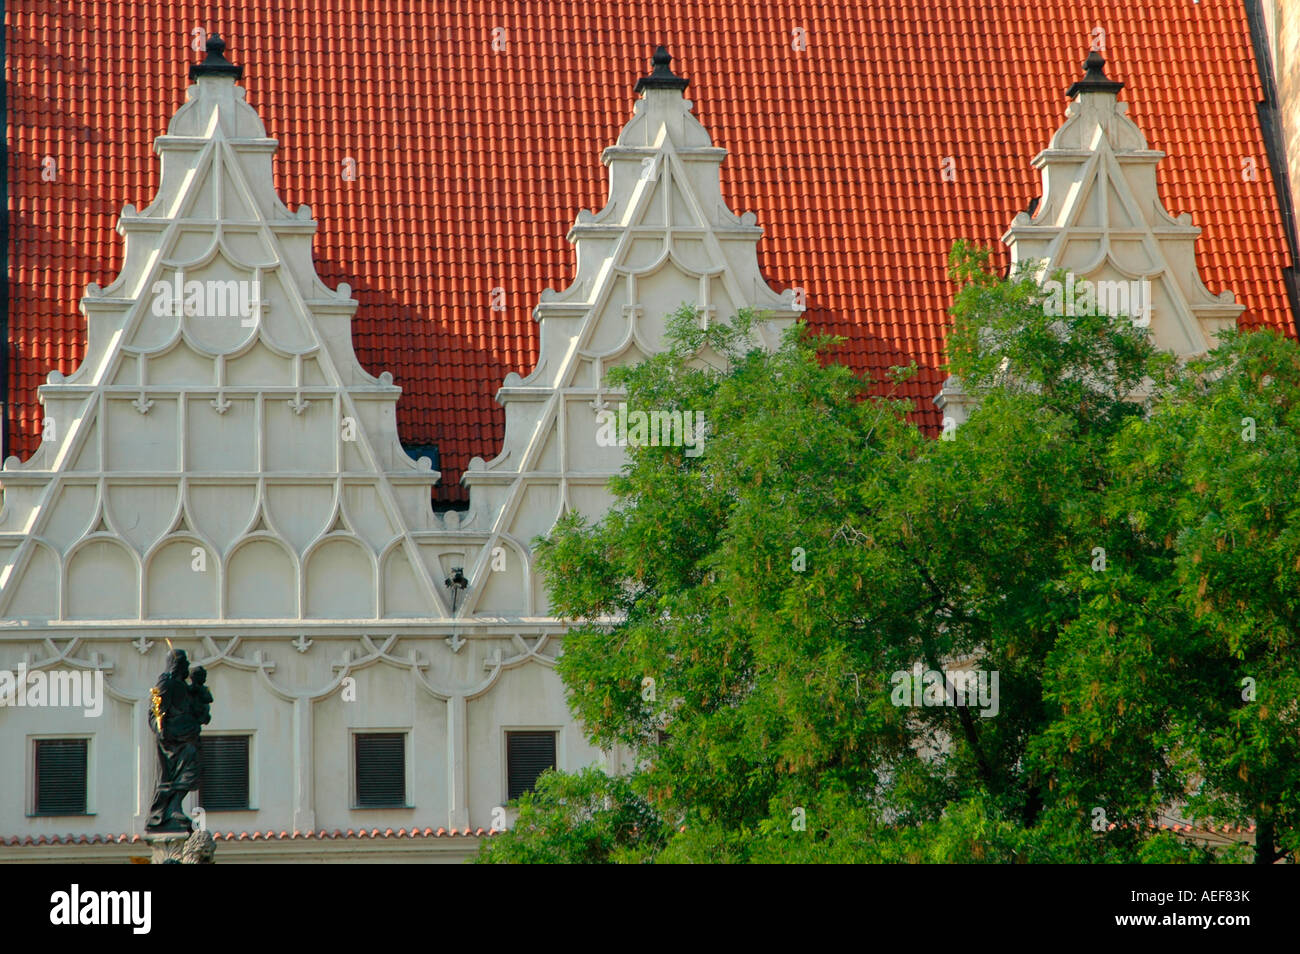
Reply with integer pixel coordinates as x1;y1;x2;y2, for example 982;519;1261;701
146;829;216;864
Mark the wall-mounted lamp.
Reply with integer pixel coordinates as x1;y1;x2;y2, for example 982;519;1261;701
444;567;469;613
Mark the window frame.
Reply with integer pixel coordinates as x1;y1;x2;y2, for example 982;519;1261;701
350;728;412;810
28;734;94;818
502;727;561;803
196;731;255;813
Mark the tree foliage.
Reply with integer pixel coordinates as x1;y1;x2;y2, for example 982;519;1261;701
477;242;1299;863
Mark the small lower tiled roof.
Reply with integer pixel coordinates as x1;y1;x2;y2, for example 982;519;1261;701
1114;823;1256;834
6;2;1296;501
2;821;1254;850
2;827;497;846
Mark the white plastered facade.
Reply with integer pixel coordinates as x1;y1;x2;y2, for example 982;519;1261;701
0;53;797;860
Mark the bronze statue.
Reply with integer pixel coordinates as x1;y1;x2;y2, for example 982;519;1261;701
145;649;211;833
189;665;213;727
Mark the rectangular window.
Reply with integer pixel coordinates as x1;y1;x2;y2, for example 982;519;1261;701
33;739;88;815
198;735;251;811
506;731;557;801
354;732;406;808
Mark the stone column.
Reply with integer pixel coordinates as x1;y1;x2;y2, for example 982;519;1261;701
447;694;469;829
293;695;315;832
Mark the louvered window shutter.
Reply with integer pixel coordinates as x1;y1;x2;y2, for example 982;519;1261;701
355;733;406;807
506;731;556;800
34;739;88;815
199;736;250;811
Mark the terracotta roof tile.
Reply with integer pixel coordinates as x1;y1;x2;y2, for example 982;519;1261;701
6;3;1295;503
0;827;496;846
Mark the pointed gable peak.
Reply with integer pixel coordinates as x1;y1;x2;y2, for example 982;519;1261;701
610;46;711;157
1048;51;1148;154
169;34;266;143
1004;48;1244;358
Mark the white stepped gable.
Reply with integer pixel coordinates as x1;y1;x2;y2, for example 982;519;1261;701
0;43;801;626
1005;51;1244;354
938;52;1244;424
0;37;452;622
457;46;800;617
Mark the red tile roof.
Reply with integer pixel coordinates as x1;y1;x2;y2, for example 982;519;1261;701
0;827;496;846
1;821;1254;849
7;2;1296;501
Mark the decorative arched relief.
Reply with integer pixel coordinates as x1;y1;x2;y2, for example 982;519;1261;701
145;536;219;619
6;541;58;619
380;542;426;618
105;484;181;553
65;537;139;619
226;536;296;619
186;483;258;554
304;536;376;619
264;484;335;553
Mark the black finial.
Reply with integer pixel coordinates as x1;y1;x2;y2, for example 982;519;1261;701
189;33;244;81
635;45;689;93
1066;50;1124;98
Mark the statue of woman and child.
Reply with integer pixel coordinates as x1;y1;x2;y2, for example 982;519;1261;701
145;648;214;833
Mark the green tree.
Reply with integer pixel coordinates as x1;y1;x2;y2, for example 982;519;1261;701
474;767;668;864
477;244;1298;863
1046;327;1300;864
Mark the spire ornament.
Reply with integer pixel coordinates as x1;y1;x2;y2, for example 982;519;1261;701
635;45;689;93
1066;50;1124;98
189;33;244;81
